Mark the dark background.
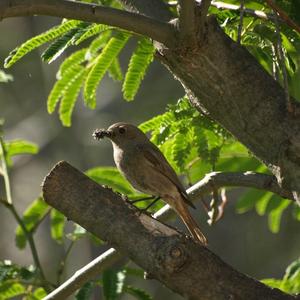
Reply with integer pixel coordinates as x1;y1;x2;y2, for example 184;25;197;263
0;17;299;299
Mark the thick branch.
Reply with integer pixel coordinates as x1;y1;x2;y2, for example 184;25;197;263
43;169;294;299
158;16;300;198
42;161;295;300
0;0;175;46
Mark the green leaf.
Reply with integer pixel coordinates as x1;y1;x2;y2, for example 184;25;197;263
33;288;47;300
124;285;153;300
66;224;87;241
255;192;274;216
108;58;123;81
192;127;209;161
50;209;65;244
75;282;94;300
139;112;174;134
41;24;88;63
84;32;130;108
4;20;81;68
87;31;112;58
59;67;87;127
74;24;111;45
292;204;300;221
268;198;290;233
47;64;84;114
284;258;300;280
15;197;49;249
0;282;25;300
4;140;38;159
171;132;190;172
262;258;300;294
236;189;269;214
102;270;126;300
85;167;135;195
122;38;155;101
261;278;283;289
57;48;88;79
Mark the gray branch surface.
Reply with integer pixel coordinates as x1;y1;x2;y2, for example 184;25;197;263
43;168;293;300
0;0;175;45
118;0;172;21
42;161;295;300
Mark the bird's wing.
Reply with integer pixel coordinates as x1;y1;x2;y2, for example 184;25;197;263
139;144;195;209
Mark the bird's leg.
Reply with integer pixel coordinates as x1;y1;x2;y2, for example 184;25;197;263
128;196;156;204
139;196;161;212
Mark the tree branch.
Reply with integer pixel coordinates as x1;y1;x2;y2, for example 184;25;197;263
211;1;300;31
189;171;294;201
265;0;300;34
178;0;197;42
44;248;123;300
0;0;176;46
43;168;294;299
42;161;296;300
118;0;173;22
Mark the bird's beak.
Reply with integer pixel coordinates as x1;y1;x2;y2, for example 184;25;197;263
93;129;113;140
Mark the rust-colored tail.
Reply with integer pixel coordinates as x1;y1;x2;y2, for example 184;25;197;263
176;199;207;245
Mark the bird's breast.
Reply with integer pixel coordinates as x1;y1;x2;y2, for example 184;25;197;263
112;144;159;195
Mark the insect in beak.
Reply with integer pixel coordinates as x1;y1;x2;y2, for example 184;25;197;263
92;129;113;140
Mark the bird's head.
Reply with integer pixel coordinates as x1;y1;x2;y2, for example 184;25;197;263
93;122;148;146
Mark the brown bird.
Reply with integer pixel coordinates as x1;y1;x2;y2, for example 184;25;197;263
93;122;207;245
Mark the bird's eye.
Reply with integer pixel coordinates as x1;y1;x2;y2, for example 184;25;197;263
119;127;126;134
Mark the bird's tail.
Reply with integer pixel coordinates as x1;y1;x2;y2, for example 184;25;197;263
176;200;207;245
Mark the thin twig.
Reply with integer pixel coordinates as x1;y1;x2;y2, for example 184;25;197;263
57;241;75;285
265;0;300;34
0;136;50;292
0;137;12;205
215;188;228;221
9;206;51;291
210;1;290;25
272;7;292;113
43;248;123;300
0;0;176;46
237;0;245;44
178;0;197;42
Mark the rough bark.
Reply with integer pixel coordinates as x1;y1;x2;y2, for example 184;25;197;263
156;15;300;200
43;161;296;300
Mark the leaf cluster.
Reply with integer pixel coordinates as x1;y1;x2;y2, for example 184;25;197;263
4;17;155;127
75;267;152;300
262;258;300;295
210;0;300;100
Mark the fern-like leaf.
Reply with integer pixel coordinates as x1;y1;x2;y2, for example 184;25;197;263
108;58;123;81
4;20;81;68
59;68;87;126
84;32;130;109
171;132;191;172
74;24;111;45
139;112;174;133
41;22;89;63
57;48;88;79
122;38;155;101
86;31;112;59
47;64;84;113
192;126;209;161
